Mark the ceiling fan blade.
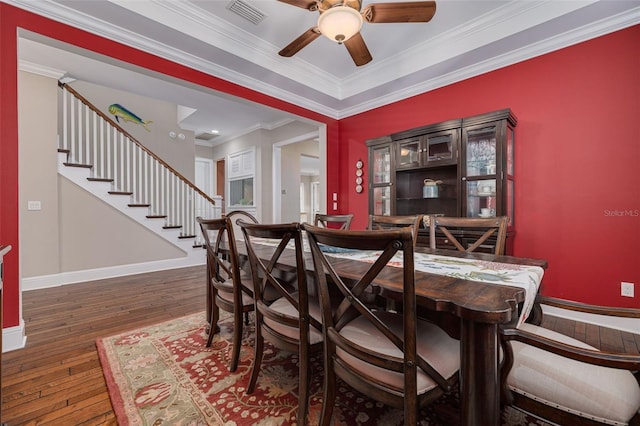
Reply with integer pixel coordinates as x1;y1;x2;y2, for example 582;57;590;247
344;32;372;66
362;1;436;23
277;0;318;11
279;28;321;57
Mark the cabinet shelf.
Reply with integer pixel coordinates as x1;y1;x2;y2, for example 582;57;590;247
396;197;457;201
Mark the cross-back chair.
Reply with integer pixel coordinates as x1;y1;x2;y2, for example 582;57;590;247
428;215;509;255
304;224;460;425
368;214;421;247
197;216;253;372
501;296;640;426
226;210;259;240
313;213;354;230
239;221;323;425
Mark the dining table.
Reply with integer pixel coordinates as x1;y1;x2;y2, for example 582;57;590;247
212;238;547;426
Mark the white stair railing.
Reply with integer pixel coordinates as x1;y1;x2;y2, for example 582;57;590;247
58;82;218;245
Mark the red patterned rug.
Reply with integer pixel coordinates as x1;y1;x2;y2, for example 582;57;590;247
97;312;550;425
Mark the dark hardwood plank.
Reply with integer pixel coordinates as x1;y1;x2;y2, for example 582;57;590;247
2;265;206;425
1;264;636;425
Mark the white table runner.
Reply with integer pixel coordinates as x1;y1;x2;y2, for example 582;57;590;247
321;249;544;327
249;236;544;327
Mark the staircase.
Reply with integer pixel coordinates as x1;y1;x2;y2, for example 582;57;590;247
57;82;221;262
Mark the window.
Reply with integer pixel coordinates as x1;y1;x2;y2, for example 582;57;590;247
228;148;255;207
229;177;253;206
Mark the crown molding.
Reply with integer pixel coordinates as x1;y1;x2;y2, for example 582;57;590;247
196;117;297;146
6;0;342;119
5;0;639;121
18;59;66;79
126;0;344;100
338;5;640;118
340;0;600;98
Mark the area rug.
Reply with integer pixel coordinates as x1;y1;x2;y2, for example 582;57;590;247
97;312;550;425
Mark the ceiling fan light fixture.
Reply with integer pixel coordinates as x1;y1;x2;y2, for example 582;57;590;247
317;5;363;44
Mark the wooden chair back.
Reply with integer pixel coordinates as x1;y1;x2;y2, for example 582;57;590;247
368;214;421;247
197;216;253;371
225;210;259;241
238;220;322;424
314;213;354;230
428;215;508;255
304;224;459;425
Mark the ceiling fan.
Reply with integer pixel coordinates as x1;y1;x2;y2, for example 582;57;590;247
277;0;436;66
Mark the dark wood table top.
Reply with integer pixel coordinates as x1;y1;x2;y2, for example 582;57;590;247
234;241;547;325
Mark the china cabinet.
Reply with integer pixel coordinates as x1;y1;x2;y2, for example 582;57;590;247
366;109;517;252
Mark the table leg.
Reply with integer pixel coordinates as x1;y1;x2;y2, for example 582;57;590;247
205;255;211;331
460;319;499;426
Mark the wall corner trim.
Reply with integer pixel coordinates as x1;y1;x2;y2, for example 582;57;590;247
2;320;27;353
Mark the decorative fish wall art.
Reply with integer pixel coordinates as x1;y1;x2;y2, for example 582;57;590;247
108;104;153;132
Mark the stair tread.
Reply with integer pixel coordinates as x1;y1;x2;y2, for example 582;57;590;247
146;215;167;219
128;204;151;207
163;225;182;229
87;177;113;182
108;191;133;195
63;162;93;169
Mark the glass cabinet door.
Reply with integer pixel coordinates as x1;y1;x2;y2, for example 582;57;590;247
466;179;496;218
425;130;456;164
396;137;421;169
370;144;394;216
372;145;391;184
507;126;514;177
373;186;392;215
465;125;497;177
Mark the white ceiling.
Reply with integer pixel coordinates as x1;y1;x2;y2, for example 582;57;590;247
8;0;640;143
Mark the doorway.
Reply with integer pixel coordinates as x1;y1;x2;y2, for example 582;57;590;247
195;157;214;218
272;127;326;223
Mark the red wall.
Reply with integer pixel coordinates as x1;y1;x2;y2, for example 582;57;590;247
0;4;338;328
339;25;640;307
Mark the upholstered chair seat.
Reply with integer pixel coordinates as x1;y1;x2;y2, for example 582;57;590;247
263;295;324;345
216;284;254;306
506;323;640;425
338;311;460;394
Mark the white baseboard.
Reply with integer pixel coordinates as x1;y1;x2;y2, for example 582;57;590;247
22;254;206;291
5;255;206;353
542;304;640;335
3;320;27;352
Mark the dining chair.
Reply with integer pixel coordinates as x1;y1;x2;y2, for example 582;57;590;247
225;210;259;240
313;213;354;230
368;214;421;247
304;224;460;425
239;220;323;425
197;216;254;372
500;295;640;425
428;215;509;255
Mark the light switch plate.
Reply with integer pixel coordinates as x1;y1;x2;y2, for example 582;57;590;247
27;201;42;211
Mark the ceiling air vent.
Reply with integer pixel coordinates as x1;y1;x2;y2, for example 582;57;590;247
196;132;219;141
226;0;266;25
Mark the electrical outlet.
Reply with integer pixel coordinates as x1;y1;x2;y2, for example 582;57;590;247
621;282;634;298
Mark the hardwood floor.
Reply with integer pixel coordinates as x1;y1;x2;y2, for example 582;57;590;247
1;265;638;424
1;266;206;425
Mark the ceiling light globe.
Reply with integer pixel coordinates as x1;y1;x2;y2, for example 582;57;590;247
317;6;363;44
